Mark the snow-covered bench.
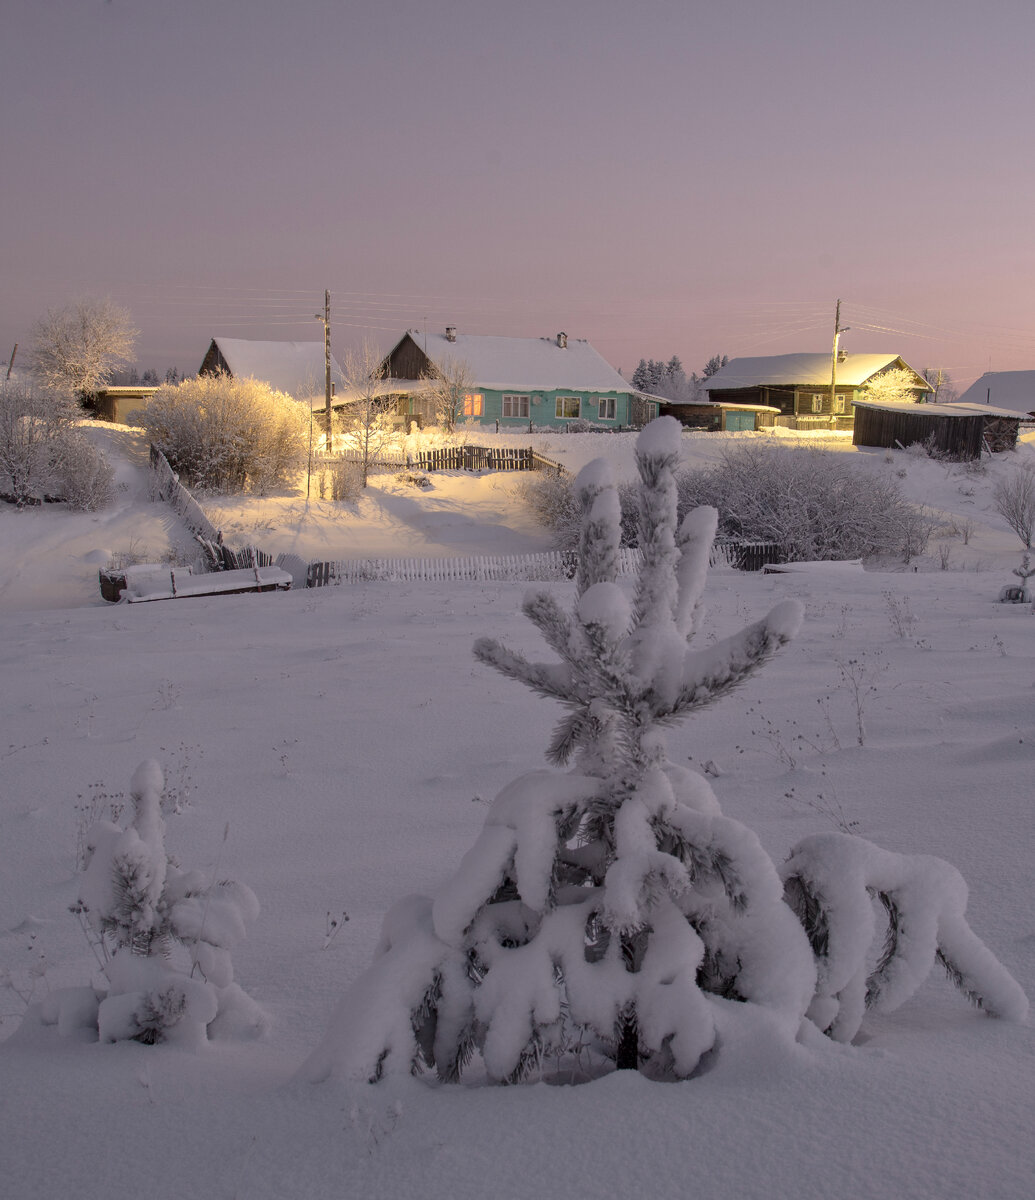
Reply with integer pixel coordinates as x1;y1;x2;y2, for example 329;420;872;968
100;563;292;603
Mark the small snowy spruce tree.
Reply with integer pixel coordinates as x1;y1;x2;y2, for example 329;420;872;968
304;417;1028;1087
305;417;815;1084
40;760;264;1046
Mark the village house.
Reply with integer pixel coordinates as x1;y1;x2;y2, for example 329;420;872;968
697;353;932;430
198;337;345;401
369;328;658;429
955;371;1035;419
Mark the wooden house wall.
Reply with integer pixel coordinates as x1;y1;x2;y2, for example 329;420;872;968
198;341;231;378
385;334;433;380
852;408;1018;459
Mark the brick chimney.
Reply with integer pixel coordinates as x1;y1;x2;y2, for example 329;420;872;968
557;331;567;348
446;326;457;342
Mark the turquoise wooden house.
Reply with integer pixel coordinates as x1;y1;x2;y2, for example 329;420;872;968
376;328;658;429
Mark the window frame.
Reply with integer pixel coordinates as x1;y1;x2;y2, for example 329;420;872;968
810;393;824;414
598;396;617;421
501;393;530;419
462;393;483;417
555;395;581;419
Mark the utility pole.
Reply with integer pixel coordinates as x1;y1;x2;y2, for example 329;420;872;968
315;291;332;450
829;299;849;423
6;343;17;380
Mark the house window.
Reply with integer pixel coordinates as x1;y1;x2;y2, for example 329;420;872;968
810;393;824;414
502;394;529;419
556;396;581;419
463;393;483;417
598;396;616;420
833;394;849;415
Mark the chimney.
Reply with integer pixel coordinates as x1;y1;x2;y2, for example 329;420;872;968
557;331;567;348
445;326;457;343
837;348;847;363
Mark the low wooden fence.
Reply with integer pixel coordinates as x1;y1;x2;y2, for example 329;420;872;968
148;446;221;543
319;445;570;477
305;547;643;587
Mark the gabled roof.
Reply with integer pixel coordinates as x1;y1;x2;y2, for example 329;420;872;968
701;353;928;391
202;338;344;399
390;330;632;394
956;371;1035;416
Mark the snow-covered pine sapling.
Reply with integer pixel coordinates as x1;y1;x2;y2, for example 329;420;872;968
782;833;1029;1042
303;417;816;1086
40;759;264;1046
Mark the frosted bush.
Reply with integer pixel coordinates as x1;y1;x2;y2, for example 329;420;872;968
54;432;115;510
0;381;83;504
677;443;934;562
141;374;309;493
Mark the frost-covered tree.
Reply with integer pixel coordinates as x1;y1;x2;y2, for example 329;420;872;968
335;341;399;486
39;760;264;1046
701;353;728;379
992;464;1035;549
862;366;928;406
30;297;137;403
304;418;1027;1087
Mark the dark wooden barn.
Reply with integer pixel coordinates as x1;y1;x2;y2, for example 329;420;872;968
852;401;1020;460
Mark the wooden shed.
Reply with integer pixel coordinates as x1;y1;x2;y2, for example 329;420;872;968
852;401;1021;459
92;386;159;424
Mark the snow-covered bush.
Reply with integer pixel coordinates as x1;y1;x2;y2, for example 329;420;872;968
37;760;264;1046
992;464;1035;549
677;443;934;562
141;374;309;493
0;381;90;505
304;417;1026;1088
53;433;115;511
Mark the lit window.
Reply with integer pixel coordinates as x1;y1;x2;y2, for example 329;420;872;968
556;396;581;419
463;393;483;417
811;393;824;414
502;394;529;418
598;396;616;420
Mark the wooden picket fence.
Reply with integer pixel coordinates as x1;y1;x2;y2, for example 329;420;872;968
304;547;643;587
319;445;570;477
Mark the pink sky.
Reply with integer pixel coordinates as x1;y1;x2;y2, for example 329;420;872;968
3;0;1034;391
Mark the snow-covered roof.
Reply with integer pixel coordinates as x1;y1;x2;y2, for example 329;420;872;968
955;371;1035;416
853;399;1021;419
701;354;926;391
206;338;344;400
398;330;632;394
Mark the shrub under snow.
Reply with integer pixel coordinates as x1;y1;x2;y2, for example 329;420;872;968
141;374;309;493
677;442;934;562
36;760;265;1047
0;381;112;509
304;417;1026;1088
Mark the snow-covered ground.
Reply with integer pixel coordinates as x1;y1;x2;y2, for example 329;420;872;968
1;424;1033;1200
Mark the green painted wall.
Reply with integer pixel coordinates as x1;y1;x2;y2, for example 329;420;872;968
469;388;647;428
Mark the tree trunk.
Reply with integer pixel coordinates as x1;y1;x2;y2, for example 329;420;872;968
615;1014;639;1071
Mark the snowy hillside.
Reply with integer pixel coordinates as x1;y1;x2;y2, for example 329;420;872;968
0;425;1032;1200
